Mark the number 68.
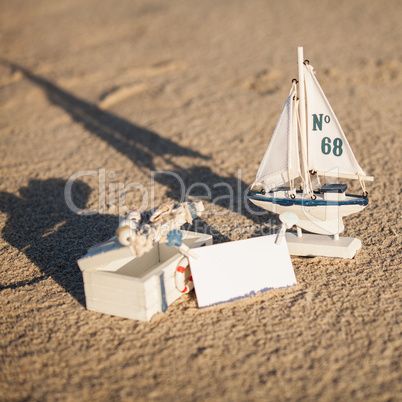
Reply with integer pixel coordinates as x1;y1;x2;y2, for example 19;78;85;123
321;137;343;156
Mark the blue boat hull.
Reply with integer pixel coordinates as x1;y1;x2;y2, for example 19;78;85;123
247;189;368;235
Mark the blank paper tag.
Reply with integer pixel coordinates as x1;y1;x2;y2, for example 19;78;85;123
189;235;296;308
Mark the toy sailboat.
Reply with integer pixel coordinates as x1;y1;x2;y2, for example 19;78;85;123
248;47;373;256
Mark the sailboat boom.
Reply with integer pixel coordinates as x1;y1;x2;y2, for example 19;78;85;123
316;171;374;181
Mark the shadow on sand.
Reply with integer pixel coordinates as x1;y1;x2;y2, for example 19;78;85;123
2;59;270;223
0;178;117;304
1;59;207;171
0;61;273;303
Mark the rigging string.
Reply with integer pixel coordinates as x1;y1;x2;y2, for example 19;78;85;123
358;174;368;197
289;80;297;96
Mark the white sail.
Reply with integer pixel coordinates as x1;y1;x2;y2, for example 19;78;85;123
304;64;367;179
254;89;300;190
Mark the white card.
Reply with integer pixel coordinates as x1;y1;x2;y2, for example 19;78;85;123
189;235;296;308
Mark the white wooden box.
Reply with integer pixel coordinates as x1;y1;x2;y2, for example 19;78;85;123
77;231;212;321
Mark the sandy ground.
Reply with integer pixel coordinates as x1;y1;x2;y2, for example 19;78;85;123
0;0;401;400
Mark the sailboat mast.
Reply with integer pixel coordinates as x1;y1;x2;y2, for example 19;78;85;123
297;46;310;194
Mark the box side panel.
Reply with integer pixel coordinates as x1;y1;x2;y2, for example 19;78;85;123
84;283;146;308
143;275;163;309
95;256;136;272
116;246;160;278
82;271;143;293
85;297;152;321
83;271;165;318
158;243;182;262
142;268;185;312
164;287;184;306
78;242;135;272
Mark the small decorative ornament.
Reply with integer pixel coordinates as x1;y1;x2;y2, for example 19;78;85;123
115;201;204;258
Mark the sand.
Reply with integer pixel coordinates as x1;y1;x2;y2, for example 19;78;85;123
0;0;401;400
